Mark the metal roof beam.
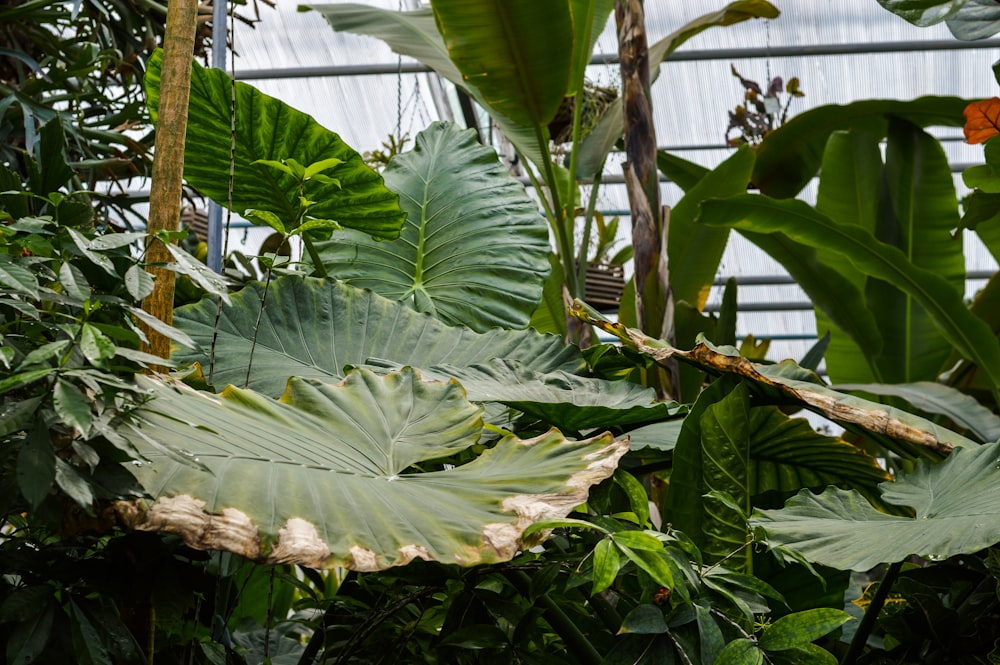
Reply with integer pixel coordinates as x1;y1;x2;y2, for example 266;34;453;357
233;39;1000;80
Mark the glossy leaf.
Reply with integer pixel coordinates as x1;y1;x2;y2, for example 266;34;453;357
757;608;851;651
618;604;668;635
53;379;92;435
752;439;1000;571
697;195;1000;392
432;0;573;127
592;538;621;595
174;276;582;397
715;638;764;665
145;50;404;240
315;122;550;332
752;97;968;198
117;368;628;570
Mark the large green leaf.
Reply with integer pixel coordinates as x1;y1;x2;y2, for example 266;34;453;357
813;129;884;383
576;0;779;177
866;119;964;383
876;0;1000;40
573;304;979;454
173;276;582;397
145;50;404;240
315;122;550;332
751;97;968;198
700;382;753;567
752;439;1000;572
364;358;683;432
116;368;628;570
748;407;891;496
697;195;1000;393
432;0;573;127
669;147;754;310
307;3;545;168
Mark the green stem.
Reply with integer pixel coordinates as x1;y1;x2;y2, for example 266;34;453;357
507;570;602;665
301;234;328;279
575;171;604;294
840;561;902;665
533;125;578;298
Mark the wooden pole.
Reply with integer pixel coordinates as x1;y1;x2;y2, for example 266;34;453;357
141;0;200;363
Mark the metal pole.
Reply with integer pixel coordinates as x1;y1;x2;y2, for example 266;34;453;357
206;0;228;273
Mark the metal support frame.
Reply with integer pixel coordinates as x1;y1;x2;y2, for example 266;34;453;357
206;0;228;273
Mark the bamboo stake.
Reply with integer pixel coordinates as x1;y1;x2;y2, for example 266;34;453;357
141;0;200;365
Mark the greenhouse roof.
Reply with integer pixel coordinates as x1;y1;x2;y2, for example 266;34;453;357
215;0;1000;366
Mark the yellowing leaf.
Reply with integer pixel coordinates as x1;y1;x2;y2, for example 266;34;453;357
964;98;1000;144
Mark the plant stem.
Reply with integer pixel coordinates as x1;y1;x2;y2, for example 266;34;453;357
840;561;902;665
575;171;604;294
302;234;328;279
507;570;602;665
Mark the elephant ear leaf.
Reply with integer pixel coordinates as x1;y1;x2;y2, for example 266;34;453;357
116;368;628;571
314;122;551;332
145;49;404;240
752;439;1000;571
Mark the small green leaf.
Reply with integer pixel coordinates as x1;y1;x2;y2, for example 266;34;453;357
20;340;69;368
17;426;55;508
695;602;725;663
87;231;147;250
617;544;674;589
251;158;297;178
523;517;609;539
59;261;90;301
758;608;851;651
164;244;231;304
80;324;116;365
70;599;113;665
0;261;39;299
292;218;343;236
614;469;651;527
66;228;116;276
53;379;93;435
127;306;200;350
55;458;94;510
592;538;621;595
6;604;55;665
618;604;668;635
0;369;54;395
244;209;287;235
124;265;155;301
303;157;344;179
612;531;666;552
715;638;764;665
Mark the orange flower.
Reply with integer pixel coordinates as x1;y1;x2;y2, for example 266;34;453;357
964;97;1000;144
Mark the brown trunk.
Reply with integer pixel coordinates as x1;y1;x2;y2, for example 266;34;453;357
616;0;678;397
140;0;200;366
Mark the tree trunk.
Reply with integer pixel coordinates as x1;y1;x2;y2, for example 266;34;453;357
616;0;678;397
140;0;200;365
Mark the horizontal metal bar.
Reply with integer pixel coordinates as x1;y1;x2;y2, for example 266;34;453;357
234;39;1000;81
704;301;815;312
